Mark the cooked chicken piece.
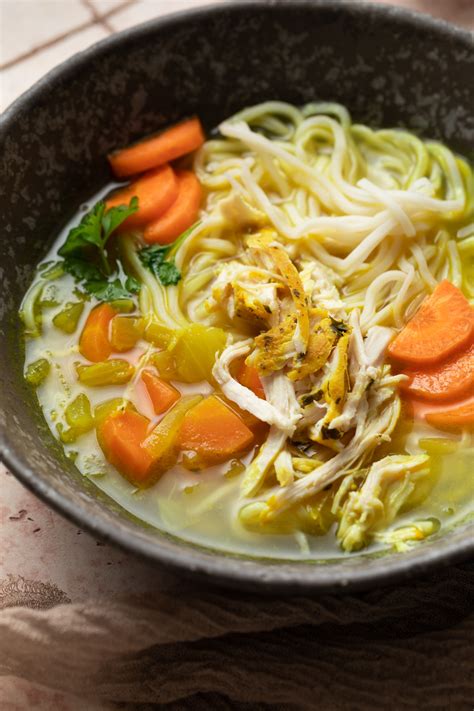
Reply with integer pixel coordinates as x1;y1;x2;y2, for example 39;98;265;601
213;341;300;430
219;192;266;229
241;426;288;497
299;261;347;318
248;231;310;354
337;454;430;552
288;316;338;381
248;312;299;374
263;395;401;518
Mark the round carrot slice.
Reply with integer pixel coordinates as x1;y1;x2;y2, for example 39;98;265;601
105;164;178;230
143;170;201;245
425;399;474;431
388;280;474;365
108;117;205;178
401;341;474;401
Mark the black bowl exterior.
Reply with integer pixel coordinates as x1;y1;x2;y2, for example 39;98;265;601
0;1;473;593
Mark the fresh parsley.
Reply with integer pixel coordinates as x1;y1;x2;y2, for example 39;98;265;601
138;221;200;286
138;243;181;286
57;197;140;302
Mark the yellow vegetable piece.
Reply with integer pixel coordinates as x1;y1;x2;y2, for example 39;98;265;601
109;298;136;313
94;397;136;426
58;393;94;443
76;359;134;386
172;324;227;383
110;316;144;352
25;358;50;387
418;437;459;455
52;302;84;334
144;321;178;349
151;350;178;381
65;393;94;432
143;395;203;476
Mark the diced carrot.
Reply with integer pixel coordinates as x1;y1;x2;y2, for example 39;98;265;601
105;164;178;230
388;280;474;365
108;117;205;178
79;303;115;362
426;400;474;431
237;361;266;399
98;410;157;486
179;395;254;464
143;170;201;245
142;369;180;415
400;341;474;402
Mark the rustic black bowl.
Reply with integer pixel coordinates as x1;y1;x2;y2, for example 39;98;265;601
1;0;473;593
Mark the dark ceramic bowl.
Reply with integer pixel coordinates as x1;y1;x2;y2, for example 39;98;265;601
1;0;473;593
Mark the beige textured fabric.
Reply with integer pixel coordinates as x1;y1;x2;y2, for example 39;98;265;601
1;562;473;709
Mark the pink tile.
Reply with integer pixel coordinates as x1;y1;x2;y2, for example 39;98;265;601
108;0;227;32
1;25;108;111
0;0;94;67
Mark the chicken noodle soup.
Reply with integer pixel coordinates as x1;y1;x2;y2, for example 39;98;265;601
21;103;474;559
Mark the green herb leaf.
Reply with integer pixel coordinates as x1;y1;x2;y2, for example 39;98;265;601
101;196;139;240
156;261;181;286
58;202;106;257
138;244;181;286
63;257;103;283
85;278;133;302
56;197;141;303
125;275;141;294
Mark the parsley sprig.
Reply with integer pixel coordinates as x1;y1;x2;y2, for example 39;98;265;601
138;245;181;286
57;197;140;301
138;221;200;286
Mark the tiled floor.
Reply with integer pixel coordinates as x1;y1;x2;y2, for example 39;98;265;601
0;0;228;111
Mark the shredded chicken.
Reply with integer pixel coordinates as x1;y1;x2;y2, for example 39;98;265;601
337;454;430;551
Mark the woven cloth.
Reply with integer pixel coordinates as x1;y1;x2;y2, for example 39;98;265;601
1;561;473;709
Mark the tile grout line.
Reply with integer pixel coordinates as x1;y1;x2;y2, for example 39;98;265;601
0;0;137;71
81;0;114;34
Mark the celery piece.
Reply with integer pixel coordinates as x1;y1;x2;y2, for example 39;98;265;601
53;302;84;334
143;395;202;476
144;321;178;349
109;298;136;314
110;316;144;352
172;324;227;383
65;393;94;433
57;423;78;444
76;359;134;386
151;350;177;381
94;397;136;426
25;358;50;387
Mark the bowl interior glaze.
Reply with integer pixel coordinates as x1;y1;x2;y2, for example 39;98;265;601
0;0;473;593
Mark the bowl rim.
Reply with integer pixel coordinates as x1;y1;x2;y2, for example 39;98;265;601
1;0;473;593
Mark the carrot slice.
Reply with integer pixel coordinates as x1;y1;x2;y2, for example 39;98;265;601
108;117;205;178
388;281;473;365
426;400;474;431
105;164;178;230
401;341;474;401
142;369;180;415
79;304;115;362
98;410;156;486
237;361;266;399
143;170;201;245
179;395;254;464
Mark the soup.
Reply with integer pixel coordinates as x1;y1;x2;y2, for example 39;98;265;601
21;102;474;560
